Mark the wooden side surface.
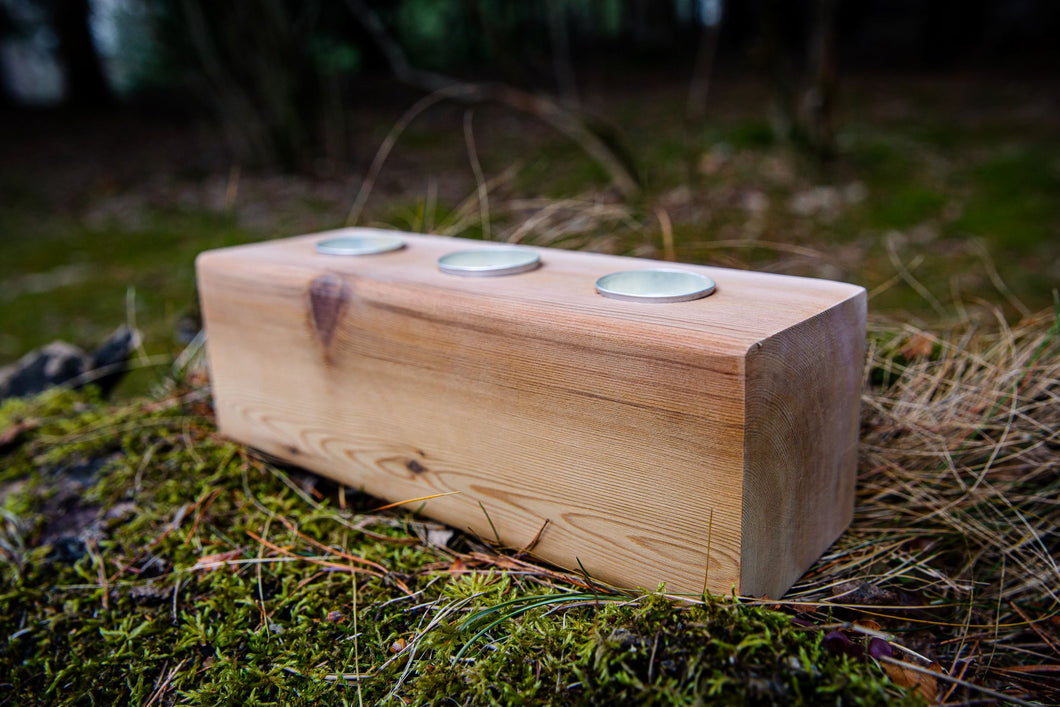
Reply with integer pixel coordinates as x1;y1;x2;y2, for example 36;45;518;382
198;251;747;594
739;288;866;598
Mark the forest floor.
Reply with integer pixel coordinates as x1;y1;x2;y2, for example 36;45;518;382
2;71;1057;373
1;72;1058;704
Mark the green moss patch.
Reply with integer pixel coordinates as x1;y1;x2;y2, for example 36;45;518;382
1;387;917;705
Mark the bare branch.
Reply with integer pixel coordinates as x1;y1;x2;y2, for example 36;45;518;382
344;0;639;198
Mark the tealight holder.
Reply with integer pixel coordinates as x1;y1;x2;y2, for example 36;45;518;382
197;229;866;598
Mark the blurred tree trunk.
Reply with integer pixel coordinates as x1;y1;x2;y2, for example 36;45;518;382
760;0;797;143
0;63;11;108
686;2;723;127
176;0;322;170
685;1;723;182
547;0;578;107
0;4;14;107
760;0;838;160
464;0;530;85
46;0;112;107
625;0;678;47
806;0;837;160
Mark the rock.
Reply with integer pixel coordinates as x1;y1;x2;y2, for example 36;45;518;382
88;326;142;394
0;326;141;402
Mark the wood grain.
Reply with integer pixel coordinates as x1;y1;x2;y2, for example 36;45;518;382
197;230;866;596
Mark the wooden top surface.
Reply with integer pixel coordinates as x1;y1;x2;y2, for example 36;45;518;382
198;229;865;354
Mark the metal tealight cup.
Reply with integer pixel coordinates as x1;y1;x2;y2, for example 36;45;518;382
437;248;541;277
315;231;406;256
595;269;717;303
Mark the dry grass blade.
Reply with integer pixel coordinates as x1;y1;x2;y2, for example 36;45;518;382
789;306;1060;700
245;531;385;580
499;194;641;253
272;513;389;574
370;491;461;513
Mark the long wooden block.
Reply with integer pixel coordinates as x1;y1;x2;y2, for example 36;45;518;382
196;230;865;598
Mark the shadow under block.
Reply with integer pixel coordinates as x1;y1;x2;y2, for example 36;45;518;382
196;232;866;598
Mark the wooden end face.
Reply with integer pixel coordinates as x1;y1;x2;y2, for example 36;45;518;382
739;288;867;598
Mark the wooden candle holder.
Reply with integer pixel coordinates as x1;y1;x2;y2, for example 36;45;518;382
197;230;866;598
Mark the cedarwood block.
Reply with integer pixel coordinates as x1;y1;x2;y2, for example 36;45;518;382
196;230;866;598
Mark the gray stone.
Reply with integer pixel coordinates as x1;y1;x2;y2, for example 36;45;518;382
0;326;141;402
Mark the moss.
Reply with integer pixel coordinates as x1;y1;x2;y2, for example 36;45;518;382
0;390;915;706
403;593;919;706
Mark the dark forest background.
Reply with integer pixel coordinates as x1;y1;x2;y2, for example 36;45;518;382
3;0;1058;167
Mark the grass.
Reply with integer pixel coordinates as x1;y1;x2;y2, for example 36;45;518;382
1;74;1059;703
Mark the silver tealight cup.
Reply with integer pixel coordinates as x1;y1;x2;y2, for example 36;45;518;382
437;248;541;277
315;231;406;256
595;269;716;303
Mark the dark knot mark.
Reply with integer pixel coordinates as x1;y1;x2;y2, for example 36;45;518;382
309;274;350;349
406;459;427;474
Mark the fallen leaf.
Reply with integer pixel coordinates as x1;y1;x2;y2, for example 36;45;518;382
901;333;935;359
881;658;941;702
854;618;883;632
